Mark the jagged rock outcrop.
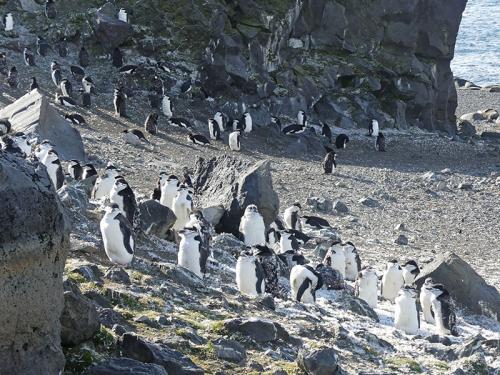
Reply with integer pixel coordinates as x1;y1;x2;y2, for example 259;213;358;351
0;152;69;374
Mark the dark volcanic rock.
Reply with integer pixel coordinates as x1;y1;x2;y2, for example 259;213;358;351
194;155;279;234
84;357;168;375
92;2;132;49
213;338;247;363
118;333;204;374
0;152;69;374
138;199;176;238
223;317;278;343
297;347;339;375
415;252;500;320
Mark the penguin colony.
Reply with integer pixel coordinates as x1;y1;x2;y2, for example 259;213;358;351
0;3;457;342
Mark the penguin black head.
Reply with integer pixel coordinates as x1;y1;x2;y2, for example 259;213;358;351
292;202;302;209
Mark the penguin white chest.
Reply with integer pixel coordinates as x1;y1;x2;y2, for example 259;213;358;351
173;196;192;230
420;288;435;323
394;295;419;335
178;238;202;277
329;251;346;278
110;189;125;213
100;217;133;265
5;14;13;31
93;175;114;200
357;274;378;308
160;184;178;209
382;269;404;302
229;132;240;151
290;265;317;304
344;252;358;281
279;236;293;254
162;96;172;118
240;214;265;246
402;268;416;285
236;257;262;296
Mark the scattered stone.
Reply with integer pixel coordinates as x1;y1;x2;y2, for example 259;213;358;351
333;200;349;214
70;264;101;282
359;197;380;208
458;183;473;190
316;265;345;290
104;268;131;285
213;338;247;363
58;183;89;213
426;334;452;346
338;294;379;322
224;318;278;343
415;252;500;319
134;315;160;328
394;223;407;231
138;199;176;238
421;171;444;182
297;347;339;375
457;119;476;137
355;330;394;351
306;196;333;212
395;234;409;245
160;264;203;288
449;353;490;375
257;295;276;310
84;357;168;375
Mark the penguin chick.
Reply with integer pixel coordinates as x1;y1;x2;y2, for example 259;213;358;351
239;204;266;247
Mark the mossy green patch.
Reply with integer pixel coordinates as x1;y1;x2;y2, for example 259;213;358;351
386;357;423;373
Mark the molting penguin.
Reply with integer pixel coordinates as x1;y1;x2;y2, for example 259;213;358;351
239;204;266;247
23;48;36;66
112;47;123;68
401;260;420;285
394;286;420;335
159;175;180;209
321;123;332;143
0;119;11;136
100;203;134;266
335;134;349;149
92;164;121;200
68;160;83;180
343;241;361;281
3;13;14;32
109;177;136;225
122;129;149;146
162;94;173;118
381;260;405;303
177;227;208;278
368;119;379;137
430;287;458;336
208;119;220;140
290;264;323;304
172;184;193;230
354;266;378;308
284;203;302;231
114;86;127;117
45;0;56;19
253;245;283;298
188;133;210;146
43;150;65;190
229;130;241;151
242;112;252;133
323;242;346;278
236;251;266;297
375;132;386;152
144;112;158;135
322;146;337;174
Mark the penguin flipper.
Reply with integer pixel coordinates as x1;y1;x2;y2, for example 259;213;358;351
117;212;134;255
296;278;312;302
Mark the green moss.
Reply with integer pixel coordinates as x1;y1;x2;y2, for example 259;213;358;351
209;321;227;335
432;361;450;371
66;272;87;284
386;357;423;373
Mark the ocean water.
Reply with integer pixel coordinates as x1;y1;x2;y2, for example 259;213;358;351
451;0;500;86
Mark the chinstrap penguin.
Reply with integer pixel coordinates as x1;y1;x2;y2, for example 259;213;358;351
177;227;208;278
290;264;323;304
43;150;65;190
335;134;349;149
172;184;193;230
381;259;405;303
323;242;346;278
239;204;266;247
284;203;302;231
322;146;337;174
394;286;420;335
68;160;83;180
402;260;420;285
343;241;361;281
236;251;266;297
110;177;137;225
100;203;134;266
355;266;378;308
92;164;121;200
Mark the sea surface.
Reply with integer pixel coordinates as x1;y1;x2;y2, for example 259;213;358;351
451;0;500;86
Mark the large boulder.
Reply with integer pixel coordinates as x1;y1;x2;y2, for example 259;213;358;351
415;252;500;320
92;2;133;49
0;89;85;161
138;199;176;238
297;347;340;375
0;152;69;374
223;317;278;343
193;155;279;234
84;357;168;375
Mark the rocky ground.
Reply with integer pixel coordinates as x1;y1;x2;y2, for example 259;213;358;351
1;5;500;375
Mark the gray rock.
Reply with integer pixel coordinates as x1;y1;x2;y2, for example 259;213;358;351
138;199;176;238
104;268;131;285
457;119;476;137
118;333;204;374
426;334;452;346
111;324;127;336
224;318;278;343
333;200;349;214
458;183;473;190
58;182;88;213
338;294;379;322
92;2;132;49
307;196;333;212
415;252;500;319
0;90;85;160
213;338;246;363
201;205;225;226
481;132;500;141
297;347;339;375
70;264;101;282
160;264;203;288
194;156;279;235
395;234;409;245
0;153;69;374
359;197;380;208
394;223;407;231
61;282;100;346
84;357;168;375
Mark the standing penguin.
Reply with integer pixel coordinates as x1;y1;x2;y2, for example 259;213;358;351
118;8;128;23
290;265;323;304
7;66;17;88
253;245;285;298
394;286;420;335
29;77;38;91
36;36;49;56
159;175;180;209
60;79;72;97
92;164;121;200
68;160;83;180
284;203;302;231
57;38;67;57
321;123;332;143
208;119;220;140
239;205;266;246
186;210;212;253
430;288;458;336
23;48;36;66
214;112;225;133
82;164;97;180
3;13;14;32
161;94;173;118
278;230;300;254
236;252;266;297
242;112;252;133
401;260;420;285
100;203;134;266
229;130;241;151
323;242;346;278
231;119;242;131
172;184;193;230
45;0;56;19
368;119;379;137
355;266;378;308
43;150;65;190
297;110;307;126
78;47;89;67
343;241;361;281
112;47;123;68
375;132;386;152
109;177;136;225
381;260;405;303
51;63;62;87
114;86;127;117
322;146;337;174
177;227;208;278
0;52;7;75
144;112;158;135
420;278;441;324
82;76;95;94
335;134;349;149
